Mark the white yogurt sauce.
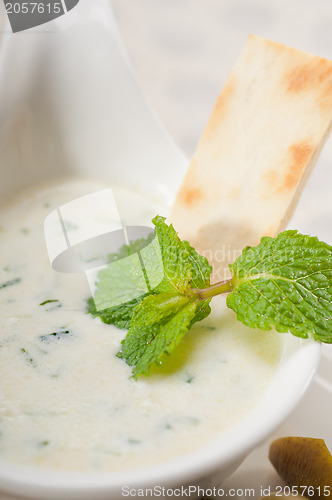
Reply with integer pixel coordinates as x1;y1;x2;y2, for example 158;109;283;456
0;177;281;472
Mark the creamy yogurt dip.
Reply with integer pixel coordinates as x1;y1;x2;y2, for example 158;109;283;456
0;177;282;472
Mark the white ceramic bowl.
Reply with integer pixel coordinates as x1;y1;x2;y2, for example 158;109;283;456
0;1;321;499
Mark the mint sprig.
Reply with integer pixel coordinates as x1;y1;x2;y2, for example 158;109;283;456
88;218;332;378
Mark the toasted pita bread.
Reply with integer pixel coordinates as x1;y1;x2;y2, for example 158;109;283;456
170;34;332;282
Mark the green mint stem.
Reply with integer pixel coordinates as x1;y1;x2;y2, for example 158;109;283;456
189;278;234;300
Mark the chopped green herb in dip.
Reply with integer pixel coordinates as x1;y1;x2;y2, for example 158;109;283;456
0;278;21;290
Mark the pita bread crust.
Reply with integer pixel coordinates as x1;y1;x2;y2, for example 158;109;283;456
170;35;332;282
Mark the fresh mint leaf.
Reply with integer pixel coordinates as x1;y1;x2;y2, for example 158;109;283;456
107;232;154;263
227;230;332;343
117;216;212;378
87;233;157;328
118;295;197;378
92;254;150;310
152;215;211;293
87;296;146;330
118;294;211;378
